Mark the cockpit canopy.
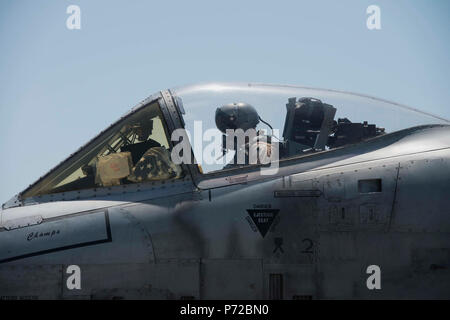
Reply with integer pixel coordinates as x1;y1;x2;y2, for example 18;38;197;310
12;82;449;205
173;83;448;173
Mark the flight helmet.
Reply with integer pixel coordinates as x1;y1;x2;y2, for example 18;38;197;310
215;102;260;133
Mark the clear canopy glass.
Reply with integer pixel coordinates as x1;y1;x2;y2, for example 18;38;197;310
15;82;450;202
172;83;449;174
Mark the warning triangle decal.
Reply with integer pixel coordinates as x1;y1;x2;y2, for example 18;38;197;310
246;209;279;237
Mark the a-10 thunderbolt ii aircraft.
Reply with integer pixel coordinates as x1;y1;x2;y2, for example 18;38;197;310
1;83;449;300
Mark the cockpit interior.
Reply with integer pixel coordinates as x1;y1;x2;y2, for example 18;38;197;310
17;83;448;201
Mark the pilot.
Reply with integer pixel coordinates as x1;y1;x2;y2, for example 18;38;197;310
215;102;272;167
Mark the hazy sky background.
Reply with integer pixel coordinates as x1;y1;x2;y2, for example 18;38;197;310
0;0;449;203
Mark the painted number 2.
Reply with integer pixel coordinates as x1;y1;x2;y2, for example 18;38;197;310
301;238;314;254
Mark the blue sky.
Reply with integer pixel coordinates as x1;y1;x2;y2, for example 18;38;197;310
0;0;449;203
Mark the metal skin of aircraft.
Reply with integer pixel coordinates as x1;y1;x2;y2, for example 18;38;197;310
0;83;449;300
